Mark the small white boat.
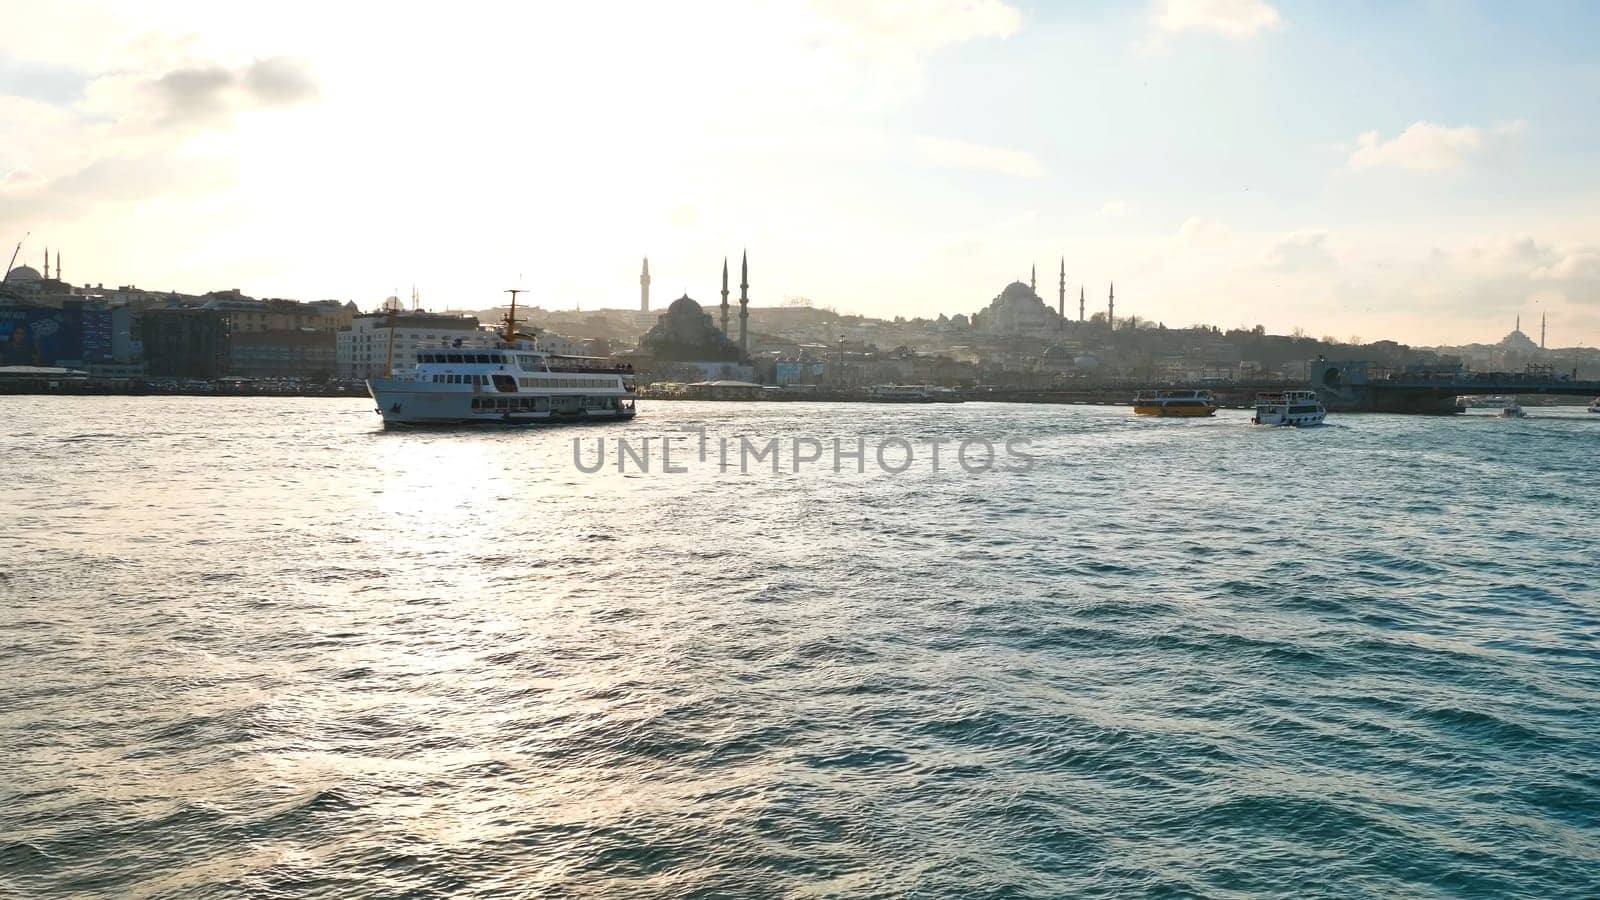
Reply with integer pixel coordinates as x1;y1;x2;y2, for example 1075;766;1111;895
1253;390;1326;426
1499;401;1527;418
1588;397;1599;413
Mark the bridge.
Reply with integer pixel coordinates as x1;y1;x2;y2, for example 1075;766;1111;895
1311;359;1600;414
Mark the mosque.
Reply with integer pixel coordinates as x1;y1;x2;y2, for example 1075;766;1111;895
1;248;67;299
638;253;753;371
971;261;1111;336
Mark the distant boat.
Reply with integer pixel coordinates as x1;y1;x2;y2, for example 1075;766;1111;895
1588;397;1600;413
1253;390;1326;426
1499;401;1527;419
867;384;962;403
1132;389;1218;417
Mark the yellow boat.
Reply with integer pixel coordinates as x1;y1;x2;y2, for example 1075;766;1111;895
1132;389;1219;417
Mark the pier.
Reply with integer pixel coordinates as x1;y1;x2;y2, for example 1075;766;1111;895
1311;360;1600;414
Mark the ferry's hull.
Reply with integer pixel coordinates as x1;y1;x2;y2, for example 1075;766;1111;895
1252;411;1326;426
1134;404;1217;417
367;380;636;427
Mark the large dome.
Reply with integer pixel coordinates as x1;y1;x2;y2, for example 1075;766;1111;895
973;280;1062;335
642;294;741;362
3;264;42;284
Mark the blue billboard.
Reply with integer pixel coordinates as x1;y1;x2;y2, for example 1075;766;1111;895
0;306;88;367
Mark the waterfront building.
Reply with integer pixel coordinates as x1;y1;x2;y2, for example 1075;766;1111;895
1;300;115;369
198;293;356;333
140;308;230;378
336;311;485;379
229;329;339;379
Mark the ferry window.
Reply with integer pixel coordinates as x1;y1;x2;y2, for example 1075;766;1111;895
448;353;463;363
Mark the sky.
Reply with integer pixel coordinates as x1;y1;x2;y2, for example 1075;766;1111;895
2;0;1599;346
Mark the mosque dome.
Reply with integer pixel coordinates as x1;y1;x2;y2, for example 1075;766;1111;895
642;294;741;362
4;265;42;284
667;294;703;314
974;279;1061;335
997;281;1037;304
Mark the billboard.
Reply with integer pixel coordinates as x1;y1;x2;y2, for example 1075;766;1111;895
0;306;86;367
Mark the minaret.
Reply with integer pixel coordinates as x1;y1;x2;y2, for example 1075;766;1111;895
1541;313;1546;349
1516;314;1520;334
1057;258;1065;330
640;257;651;313
1108;282;1115;331
720;257;730;337
1079;286;1085;323
738;250;750;357
55;251;60;282
1030;263;1036;293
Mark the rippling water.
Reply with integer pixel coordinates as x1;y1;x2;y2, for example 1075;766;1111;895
2;397;1598;898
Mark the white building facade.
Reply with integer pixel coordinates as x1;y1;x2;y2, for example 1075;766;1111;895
337;312;486;378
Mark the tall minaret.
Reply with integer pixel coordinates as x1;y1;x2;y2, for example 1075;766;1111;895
1108;282;1115;331
720;257;730;337
1079;286;1085;323
1541;313;1546;349
1057;258;1065;330
640;257;651;312
1516;314;1520;334
1030;263;1036;293
738;250;750;357
55;251;60;282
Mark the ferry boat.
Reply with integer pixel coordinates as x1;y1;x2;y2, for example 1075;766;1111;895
867;384;963;403
1252;390;1326;426
366;291;636;427
1499;400;1527;419
1132;389;1218;417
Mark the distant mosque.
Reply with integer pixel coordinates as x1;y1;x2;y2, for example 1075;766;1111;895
971;259;1115;335
638;252;753;363
2;247;67;297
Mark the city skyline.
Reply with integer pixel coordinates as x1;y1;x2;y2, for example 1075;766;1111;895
3;1;1599;346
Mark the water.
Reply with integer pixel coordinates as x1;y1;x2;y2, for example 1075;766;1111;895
2;397;1597;898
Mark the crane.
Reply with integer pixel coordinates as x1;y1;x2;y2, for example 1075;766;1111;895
4;232;27;279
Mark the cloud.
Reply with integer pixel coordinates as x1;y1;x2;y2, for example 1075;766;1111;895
807;0;1023;106
914;136;1046;178
1266;230;1335;271
242;57;320;107
1147;0;1282;43
1100;200;1136;218
1346;120;1525;173
814;0;1023;53
1178;216;1231;242
149;57;319;126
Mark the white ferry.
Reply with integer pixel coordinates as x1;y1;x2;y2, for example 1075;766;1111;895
1252;390;1326;426
1498;400;1527;419
366;292;636;427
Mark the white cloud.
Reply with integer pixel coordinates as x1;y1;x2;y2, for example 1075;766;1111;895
806;0;1023;105
1346;120;1526;173
1266;230;1335;271
1100;200;1136;218
1178;216;1231;242
914;136;1046;178
1148;0;1282;40
812;0;1022;53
